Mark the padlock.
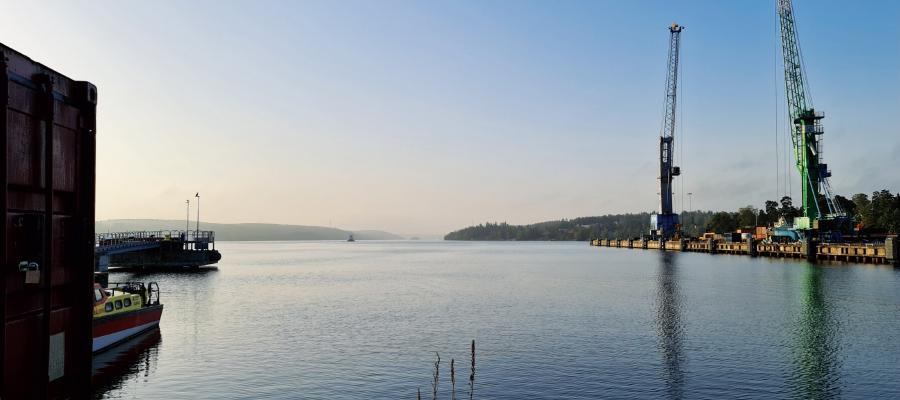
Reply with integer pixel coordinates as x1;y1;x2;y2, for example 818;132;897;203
20;261;41;284
25;270;40;284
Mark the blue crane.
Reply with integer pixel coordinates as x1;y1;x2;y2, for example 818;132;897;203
652;23;684;239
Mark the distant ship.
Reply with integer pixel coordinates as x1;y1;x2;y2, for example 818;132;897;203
347;234;355;242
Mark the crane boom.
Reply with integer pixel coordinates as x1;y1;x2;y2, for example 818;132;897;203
776;0;842;226
653;23;683;239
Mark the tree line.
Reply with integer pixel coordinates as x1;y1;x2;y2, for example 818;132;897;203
443;189;900;241
704;190;900;235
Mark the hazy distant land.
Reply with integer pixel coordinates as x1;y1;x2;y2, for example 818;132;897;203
96;219;404;241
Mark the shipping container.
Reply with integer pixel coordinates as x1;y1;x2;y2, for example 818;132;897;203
755;226;768;241
723;232;741;243
2;42;96;399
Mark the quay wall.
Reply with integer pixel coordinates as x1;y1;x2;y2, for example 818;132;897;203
590;238;898;265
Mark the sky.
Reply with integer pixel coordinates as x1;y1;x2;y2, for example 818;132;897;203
1;0;898;235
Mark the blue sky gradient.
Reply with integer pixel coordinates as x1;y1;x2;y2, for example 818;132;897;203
1;0;897;234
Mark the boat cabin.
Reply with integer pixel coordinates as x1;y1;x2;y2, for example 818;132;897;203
93;282;159;317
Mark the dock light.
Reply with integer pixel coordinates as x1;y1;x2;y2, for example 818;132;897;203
185;199;190;235
195;192;200;237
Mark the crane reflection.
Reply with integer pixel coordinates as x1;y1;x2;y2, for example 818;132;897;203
790;265;842;399
655;251;684;399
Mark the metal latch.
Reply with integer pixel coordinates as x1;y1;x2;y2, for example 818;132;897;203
19;261;41;284
18;261;40;272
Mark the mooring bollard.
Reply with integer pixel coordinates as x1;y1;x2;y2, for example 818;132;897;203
801;239;818;261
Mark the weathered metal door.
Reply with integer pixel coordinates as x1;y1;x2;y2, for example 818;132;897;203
2;43;96;399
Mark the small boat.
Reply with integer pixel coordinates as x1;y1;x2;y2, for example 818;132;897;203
347;234;355;242
92;282;163;353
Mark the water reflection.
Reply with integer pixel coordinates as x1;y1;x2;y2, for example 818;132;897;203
92;328;162;398
655;251;684;399
790;266;842;399
119;266;219;278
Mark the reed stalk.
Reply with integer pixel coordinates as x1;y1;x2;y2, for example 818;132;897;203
468;340;476;400
450;358;456;400
417;342;474;400
432;352;441;400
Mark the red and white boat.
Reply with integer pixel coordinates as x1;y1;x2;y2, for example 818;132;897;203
92;282;163;353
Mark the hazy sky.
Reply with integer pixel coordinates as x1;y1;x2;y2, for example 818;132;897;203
2;0;898;234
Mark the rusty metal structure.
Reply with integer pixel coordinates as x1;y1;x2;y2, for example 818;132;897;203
2;42;96;398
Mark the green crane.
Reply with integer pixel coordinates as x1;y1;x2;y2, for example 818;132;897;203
776;0;843;229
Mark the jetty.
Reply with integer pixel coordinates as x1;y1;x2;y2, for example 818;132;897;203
95;230;222;272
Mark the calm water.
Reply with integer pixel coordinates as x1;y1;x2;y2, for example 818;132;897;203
94;241;900;399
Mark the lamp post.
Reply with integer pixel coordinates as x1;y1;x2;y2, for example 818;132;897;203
195;192;200;237
185;199;190;235
687;192;693;235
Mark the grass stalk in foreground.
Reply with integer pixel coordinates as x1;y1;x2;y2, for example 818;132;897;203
432;353;440;400
416;341;475;399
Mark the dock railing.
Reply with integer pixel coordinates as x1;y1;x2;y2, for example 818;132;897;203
96;230;216;252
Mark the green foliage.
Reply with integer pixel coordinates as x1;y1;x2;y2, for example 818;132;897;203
852;193;873;227
761;200;780;226
445;212;717;241
833;195;856;218
445;189;900;240
705;212;737;233
865;190;900;233
845;191;900;234
736;206;758;228
779;196;801;223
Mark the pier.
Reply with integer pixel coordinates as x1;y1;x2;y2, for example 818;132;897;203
590;237;898;265
95;230;222;272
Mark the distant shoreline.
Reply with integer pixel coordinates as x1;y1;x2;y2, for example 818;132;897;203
96;219;404;241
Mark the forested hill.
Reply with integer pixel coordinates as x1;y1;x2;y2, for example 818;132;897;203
444;212;715;241
444;189;900;241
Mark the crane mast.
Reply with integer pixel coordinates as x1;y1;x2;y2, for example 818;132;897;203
653;23;683;239
776;0;842;227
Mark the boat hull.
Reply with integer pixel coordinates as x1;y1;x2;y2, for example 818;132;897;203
93;304;163;353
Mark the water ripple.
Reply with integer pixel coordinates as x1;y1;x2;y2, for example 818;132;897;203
94;241;900;399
